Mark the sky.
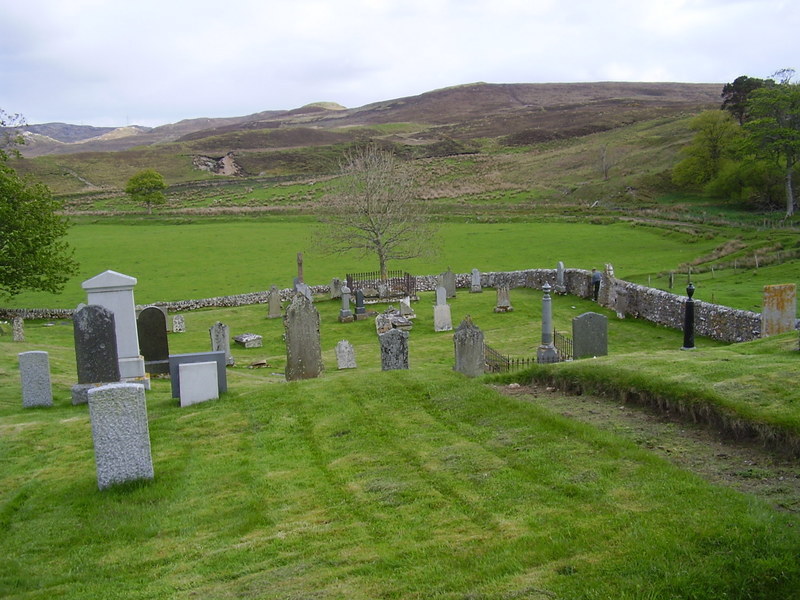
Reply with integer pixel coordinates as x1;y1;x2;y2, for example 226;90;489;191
1;0;798;128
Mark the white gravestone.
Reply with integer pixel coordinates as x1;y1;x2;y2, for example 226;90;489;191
179;361;220;407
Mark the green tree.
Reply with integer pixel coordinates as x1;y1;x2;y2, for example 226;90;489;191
317;144;436;280
672;110;742;188
1;111;79;298
125;169;167;215
721;75;765;125
744;76;800;217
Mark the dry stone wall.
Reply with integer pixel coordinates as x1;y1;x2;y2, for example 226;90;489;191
1;269;765;342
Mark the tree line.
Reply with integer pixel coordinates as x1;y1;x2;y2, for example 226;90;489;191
672;69;800;217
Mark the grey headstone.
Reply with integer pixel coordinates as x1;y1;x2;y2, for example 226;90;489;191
435;286;448;307
169;351;227;399
330;277;343;300
434;304;453;332
399;296;415;318
284;293;323;381
19;351;53;408
88;383;154;491
73;304;121;385
555;261;566;295
12;316;24;342
233;333;263;348
379;328;409;371
268;285;282;319
172;314;185;333
335;340;357;369
137;306;170;374
375;313;393;335
453;317;485;377
470;268;482;293
339;285;354;322
441;268;456;298
296;282;313;302
494;286;513;312
209;322;234;366
572;312;608;359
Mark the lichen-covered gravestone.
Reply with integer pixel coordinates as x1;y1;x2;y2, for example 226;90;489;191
494;286;513;312
137;306;170;374
267;285;282;319
470;268;482;293
335;340;357;369
72;304;121;405
209;321;234;366
761;283;797;336
379;328;409;371
172;314;186;333
12;316;24;342
284;293;324;380
19;351;53;408
453;317;485;377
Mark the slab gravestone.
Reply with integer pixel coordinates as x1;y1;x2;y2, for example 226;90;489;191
335;340;357;369
284;293;324;381
19;351;53;408
233;333;263;348
453;317;485;377
470;268;482;293
330;277;343;300
179;361;219;407
88;383;154;491
435;286;448;306
72;304;121;405
555;261;566;295
379;328;408;370
267;285;282;319
12;316;24;342
434;304;453;332
172;314;186;333
441;268;456;298
494;286;513;312
169;351;227;399
209;321;234;366
137;306;170;374
354;290;368;321
761;283;797;336
572;312;608;359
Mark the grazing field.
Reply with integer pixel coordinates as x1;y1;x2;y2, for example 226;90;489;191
2;291;799;599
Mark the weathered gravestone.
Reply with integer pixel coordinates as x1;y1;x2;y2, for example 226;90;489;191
178;361;219;408
379;328;409;370
267;285;282;319
82;270;148;389
453;316;485;377
339;285;354;323
494;286;513;313
330;277;343;300
354;290;369;321
296;282;313;302
375;313;394;335
72;304;121;405
555;261;567;295
400;296;415;318
19;351;53;408
440;268;456;298
761;283;797;337
470;268;482;293
172;314;186;333
12;316;24;342
233;333;263;348
284;293;324;380
88;383;154;491
209;322;234;366
572;312;608;359
137;306;170;374
433;286;453;332
435;285;447;307
335;340;357;369
169;351;227;399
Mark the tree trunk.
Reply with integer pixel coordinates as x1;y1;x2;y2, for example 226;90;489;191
786;163;795;218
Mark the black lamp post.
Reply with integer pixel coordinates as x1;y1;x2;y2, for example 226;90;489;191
681;283;696;350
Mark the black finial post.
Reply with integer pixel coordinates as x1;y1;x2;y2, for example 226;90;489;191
681;283;695;350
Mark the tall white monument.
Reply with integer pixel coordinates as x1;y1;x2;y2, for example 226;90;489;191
82;270;150;390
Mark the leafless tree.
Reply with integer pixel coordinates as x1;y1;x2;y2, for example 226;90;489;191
317;144;436;279
599;143;615;181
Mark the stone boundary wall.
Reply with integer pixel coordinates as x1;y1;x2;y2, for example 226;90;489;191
0;269;764;343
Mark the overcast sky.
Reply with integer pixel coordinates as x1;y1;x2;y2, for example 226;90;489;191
1;0;797;128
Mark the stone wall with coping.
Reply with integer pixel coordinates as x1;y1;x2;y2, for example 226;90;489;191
0;269;764;342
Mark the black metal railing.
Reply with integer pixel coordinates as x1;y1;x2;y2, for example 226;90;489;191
553;329;573;361
346;270;416;298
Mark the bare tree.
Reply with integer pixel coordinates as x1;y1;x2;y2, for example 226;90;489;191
599;143;615;181
317;145;436;279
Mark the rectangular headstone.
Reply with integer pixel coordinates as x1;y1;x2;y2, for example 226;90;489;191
73;304;121;385
335;340;357;369
453;317;484;377
441;269;456;298
470;268;482;293
88;383;154;490
169;351;227;398
762;284;797;336
179;362;220;407
12;316;24;342
572;312;608;359
172;314;186;333
379;328;409;370
435;286;448;307
137;306;170;374
267;285;282;319
19;351;53;408
434;304;453;332
209;321;234;366
284;293;324;380
494;286;513;312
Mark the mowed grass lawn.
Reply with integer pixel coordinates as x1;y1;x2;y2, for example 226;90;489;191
2;292;799;599
4;218;724;309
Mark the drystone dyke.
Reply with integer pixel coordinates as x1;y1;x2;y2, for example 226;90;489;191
0;269;765;342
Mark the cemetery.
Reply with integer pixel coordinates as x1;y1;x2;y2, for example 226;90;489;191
1;252;799;597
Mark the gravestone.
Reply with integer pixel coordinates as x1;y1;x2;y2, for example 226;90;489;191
172;314;186;333
339;285;354;323
233;333;263;348
330;277;343;300
435;285;448;306
209;322;234;366
284;293;324;381
335;340;357;369
434;304;453;332
453;316;485;377
179;361;219;407
377;281;389;299
470;268;482;293
379;328;409;370
572;312;608;359
82;270;149;389
88;383;154;491
400;296;415;318
441;268;456;298
267;285;282;319
761;283;797;336
169;351;227;399
555;261;567;295
19;351;53;408
375;313;393;335
296;282;313;302
354;290;369;321
12;316;24;342
296;251;304;284
137;306;170;374
72;304;121;405
494;286;513;312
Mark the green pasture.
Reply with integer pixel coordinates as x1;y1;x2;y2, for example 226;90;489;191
5;218;732;309
1;290;799;599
